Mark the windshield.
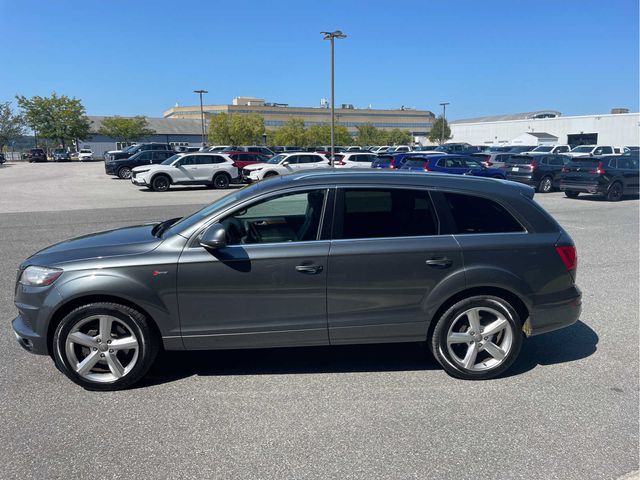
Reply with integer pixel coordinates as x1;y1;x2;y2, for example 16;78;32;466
571;146;593;152
80;149;91;153
532;146;553;152
267;154;286;164
507;155;534;165
54;149;65;154
161;154;182;165
122;145;137;153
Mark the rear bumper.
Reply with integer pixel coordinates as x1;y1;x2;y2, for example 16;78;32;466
524;285;582;336
559;181;605;194
506;175;535;186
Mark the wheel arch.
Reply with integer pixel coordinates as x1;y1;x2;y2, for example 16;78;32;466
150;172;173;185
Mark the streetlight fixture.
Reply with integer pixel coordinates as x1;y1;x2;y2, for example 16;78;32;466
194;89;208;148
321;30;347;167
439;102;450;145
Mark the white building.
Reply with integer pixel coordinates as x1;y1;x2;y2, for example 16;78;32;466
450;110;640;147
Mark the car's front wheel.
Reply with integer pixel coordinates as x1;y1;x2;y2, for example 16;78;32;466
52;302;159;391
431;295;523;380
151;174;171;192
118;166;132;179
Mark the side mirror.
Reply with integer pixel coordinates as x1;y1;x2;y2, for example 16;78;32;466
199;223;227;249
282;160;289;166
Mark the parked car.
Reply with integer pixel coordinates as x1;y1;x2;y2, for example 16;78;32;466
226;152;271;171
77;149;93;161
504;154;569;193
405;155;506;178
529;145;571;154
333;152;378;168
105;150;176;179
560;154;639;201
131;153;238;191
222;146;275;157
565;145;617;158
52;149;71;162
370;146;390;154
107;143;172;162
344;146;363;152
371;153;412;169
271;146;304;154
384;145;413;154
25;148;47;162
242;152;329;182
504;146;537;154
434;143;481;155
206;145;231;152
11;169;582;390
0;152;5;164
471;152;512;168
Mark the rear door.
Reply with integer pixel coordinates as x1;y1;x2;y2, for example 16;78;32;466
617;157;640;193
327;187;464;344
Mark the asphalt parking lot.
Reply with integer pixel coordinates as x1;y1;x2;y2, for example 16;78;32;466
0;161;638;479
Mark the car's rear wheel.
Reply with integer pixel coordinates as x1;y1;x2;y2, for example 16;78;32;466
538;176;553;193
431;296;522;380
212;172;230;189
606;181;623;201
565;191;579;198
52;302;159;391
151;174;171;192
117;166;132;179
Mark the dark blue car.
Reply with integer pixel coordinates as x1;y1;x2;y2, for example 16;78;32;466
371;152;441;170
400;155;506;178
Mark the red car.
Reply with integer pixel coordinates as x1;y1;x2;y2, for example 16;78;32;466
227;152;271;170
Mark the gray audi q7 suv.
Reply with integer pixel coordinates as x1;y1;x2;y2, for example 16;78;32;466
12;170;582;390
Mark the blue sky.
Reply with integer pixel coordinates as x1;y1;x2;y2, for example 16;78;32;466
1;0;638;120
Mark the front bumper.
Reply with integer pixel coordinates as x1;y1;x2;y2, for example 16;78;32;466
104;163;117;175
523;285;582;336
131;173;150;185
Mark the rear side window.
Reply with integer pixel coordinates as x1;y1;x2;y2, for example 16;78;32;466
336;188;438;239
443;192;524;234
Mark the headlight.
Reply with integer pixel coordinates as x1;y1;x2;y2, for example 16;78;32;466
19;266;63;286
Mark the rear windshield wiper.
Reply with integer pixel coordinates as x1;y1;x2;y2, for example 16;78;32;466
152;217;181;238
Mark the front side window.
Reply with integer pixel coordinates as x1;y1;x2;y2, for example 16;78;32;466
335;188;438;240
443;192;524;234
220;190;327;245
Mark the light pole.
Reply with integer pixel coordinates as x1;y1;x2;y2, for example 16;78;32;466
194;89;208;148
321;30;347;167
439;102;449;145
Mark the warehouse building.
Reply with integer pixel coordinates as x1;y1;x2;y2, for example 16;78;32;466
450;110;640;147
164;96;435;142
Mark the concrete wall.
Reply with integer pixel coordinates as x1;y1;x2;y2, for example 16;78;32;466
450;113;640;146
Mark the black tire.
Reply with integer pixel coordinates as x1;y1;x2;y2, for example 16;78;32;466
52;302;159;391
431;295;523;380
565;191;579;199
606;181;623;201
117;166;132;179
537;176;553;193
151;174;171;192
212;172;230;189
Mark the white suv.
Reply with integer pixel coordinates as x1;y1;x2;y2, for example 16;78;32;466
334;152;378;168
78;148;93;161
131;153;238;191
565;145;617;158
242;153;329;182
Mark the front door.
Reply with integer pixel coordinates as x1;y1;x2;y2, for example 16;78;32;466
327;187;464;344
177;188;332;349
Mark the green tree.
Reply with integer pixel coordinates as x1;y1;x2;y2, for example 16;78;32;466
209;113;265;145
428;116;452;145
385;128;412;145
0;101;26;150
271;118;306;146
97;116;155;144
355;123;384;146
305;124;351;146
16;93;91;149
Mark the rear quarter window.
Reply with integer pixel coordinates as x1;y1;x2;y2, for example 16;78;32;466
443;192;524;234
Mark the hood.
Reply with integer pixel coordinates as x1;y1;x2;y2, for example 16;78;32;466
132;164;162;172
243;162;268;171
23;224;162;268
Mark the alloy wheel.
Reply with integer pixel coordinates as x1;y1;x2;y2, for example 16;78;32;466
64;315;139;383
446;306;513;371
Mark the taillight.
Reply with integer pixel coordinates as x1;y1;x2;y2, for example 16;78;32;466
555;245;577;271
335;160;346;166
596;162;606;175
562;167;569;173
424;162;431;172
530;159;538;170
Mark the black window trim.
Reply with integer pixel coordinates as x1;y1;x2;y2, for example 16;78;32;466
331;185;441;241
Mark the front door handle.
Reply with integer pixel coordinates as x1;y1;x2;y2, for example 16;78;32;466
426;258;452;268
295;265;323;274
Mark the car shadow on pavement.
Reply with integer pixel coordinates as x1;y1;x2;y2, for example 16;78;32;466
564;195;639;202
138;321;597;388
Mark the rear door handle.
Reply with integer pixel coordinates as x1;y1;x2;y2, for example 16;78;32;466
295;265;323;274
426;258;452;268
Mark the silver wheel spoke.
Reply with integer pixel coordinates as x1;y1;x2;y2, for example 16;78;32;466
483;318;508;337
483;341;506;361
110;336;138;351
105;352;125;378
76;350;100;375
448;332;473;344
462;343;479;369
467;308;481;333
68;331;97;348
99;316;113;341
